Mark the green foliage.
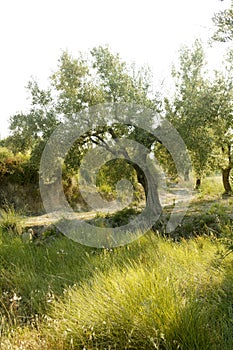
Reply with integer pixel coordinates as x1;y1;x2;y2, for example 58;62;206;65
96;158;140;201
208;63;233;194
98;183;115;201
166;40;233;192
91;46;157;108
158;207;232;240
0;147;24;181
0;146;39;185
166;40;216;180
9;47;157;166
7;47;162;206
154;143;178;180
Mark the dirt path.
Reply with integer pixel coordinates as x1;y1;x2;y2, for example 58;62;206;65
22;190;232;229
23;207;120;228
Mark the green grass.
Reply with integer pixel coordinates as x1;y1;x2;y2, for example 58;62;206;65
43;236;233;350
0;228;151;326
0;190;232;349
0;227;232;349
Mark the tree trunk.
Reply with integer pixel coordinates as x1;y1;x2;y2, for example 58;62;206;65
195;178;201;190
222;167;232;194
133;162;162;218
112;142;162;222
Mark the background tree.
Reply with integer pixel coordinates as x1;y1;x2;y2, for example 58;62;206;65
208;55;233;193
212;2;233;192
164;40;216;189
165;40;233;193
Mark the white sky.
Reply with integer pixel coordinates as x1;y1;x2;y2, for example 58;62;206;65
0;0;232;138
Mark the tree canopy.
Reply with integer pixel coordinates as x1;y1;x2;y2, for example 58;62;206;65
9;47;166;216
7;41;233;203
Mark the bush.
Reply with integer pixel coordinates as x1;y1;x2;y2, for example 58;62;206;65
0;147;38;185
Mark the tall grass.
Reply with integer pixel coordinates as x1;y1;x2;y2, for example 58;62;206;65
43;236;233;350
1;230;232;350
0;229;151;326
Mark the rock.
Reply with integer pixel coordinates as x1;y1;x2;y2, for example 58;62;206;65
21;229;34;243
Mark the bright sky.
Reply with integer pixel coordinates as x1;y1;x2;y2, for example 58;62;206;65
0;0;232;138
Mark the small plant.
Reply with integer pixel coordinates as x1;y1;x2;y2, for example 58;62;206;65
0;206;23;235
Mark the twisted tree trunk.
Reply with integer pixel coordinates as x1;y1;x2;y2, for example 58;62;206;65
133;162;162;218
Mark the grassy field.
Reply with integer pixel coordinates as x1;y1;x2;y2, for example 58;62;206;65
0;177;232;349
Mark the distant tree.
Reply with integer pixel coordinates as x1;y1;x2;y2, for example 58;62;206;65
166;40;233;193
208;55;233;193
164;40;216;189
212;2;233;193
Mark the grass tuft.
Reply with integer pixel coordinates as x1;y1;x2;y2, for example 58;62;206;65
0;206;23;236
